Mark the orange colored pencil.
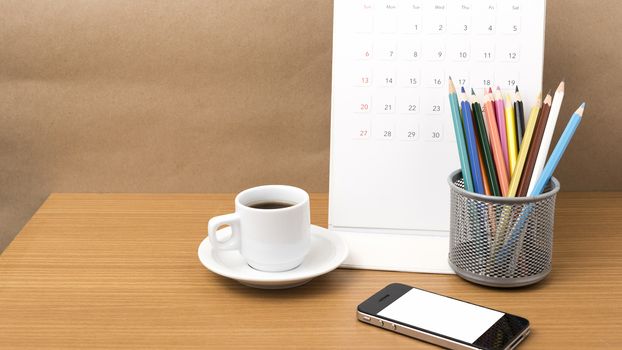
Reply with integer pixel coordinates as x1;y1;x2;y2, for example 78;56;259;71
481;88;496;150
483;91;509;196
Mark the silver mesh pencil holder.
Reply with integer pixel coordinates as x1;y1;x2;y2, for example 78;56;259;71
447;170;560;288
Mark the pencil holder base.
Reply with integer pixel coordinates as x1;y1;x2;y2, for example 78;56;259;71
448;260;551;288
447;170;559;288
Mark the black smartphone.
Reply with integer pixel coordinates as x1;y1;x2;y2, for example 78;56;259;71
357;283;530;350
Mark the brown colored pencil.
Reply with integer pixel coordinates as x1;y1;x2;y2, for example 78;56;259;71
516;93;552;196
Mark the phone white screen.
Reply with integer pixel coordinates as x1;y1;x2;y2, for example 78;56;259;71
378;288;504;344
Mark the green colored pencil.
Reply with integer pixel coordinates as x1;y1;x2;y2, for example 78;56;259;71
470;89;500;196
448;77;473;192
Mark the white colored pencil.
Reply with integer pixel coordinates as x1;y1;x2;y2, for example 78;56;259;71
527;81;565;196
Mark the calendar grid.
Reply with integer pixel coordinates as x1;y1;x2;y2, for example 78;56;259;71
330;0;545;238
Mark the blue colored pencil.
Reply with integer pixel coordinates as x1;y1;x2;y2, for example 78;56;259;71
460;87;485;194
448;78;474;192
531;103;585;195
496;103;585;262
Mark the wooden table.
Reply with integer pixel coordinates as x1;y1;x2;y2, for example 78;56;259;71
1;193;621;349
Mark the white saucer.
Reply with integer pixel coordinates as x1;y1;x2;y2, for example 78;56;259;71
198;225;348;289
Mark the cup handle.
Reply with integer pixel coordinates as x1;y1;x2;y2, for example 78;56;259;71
208;213;241;251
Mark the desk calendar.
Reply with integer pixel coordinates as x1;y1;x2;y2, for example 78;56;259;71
329;0;546;273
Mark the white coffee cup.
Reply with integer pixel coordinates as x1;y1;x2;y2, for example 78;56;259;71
207;185;311;272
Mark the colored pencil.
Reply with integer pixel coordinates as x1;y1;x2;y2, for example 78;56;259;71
481;88;494;138
460;87;485;194
514;86;525;145
483;92;509;196
476;134;491;195
448;78;474;192
494;87;509;174
499;103;586;262
471;100;491;195
531;103;585;195
507;93;541;197
471;90;501;196
472;94;492;197
527;81;565;196
504;93;518;176
516;93;552;196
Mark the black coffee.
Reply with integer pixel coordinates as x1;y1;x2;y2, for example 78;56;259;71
249;201;294;210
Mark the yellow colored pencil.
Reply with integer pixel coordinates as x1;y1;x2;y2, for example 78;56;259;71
504;93;518;176
508;93;542;197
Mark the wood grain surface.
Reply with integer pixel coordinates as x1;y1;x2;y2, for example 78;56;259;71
1;193;621;349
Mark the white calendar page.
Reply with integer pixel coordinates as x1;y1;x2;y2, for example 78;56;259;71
329;0;546;272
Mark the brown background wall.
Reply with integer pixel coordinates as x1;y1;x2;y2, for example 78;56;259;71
0;0;619;252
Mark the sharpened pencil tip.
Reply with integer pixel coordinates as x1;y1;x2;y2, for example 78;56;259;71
496;86;501;91
449;75;452;80
493;87;502;99
557;81;565;93
461;86;465;93
515;85;519;92
471;88;475;95
448;78;456;93
488;87;493;94
534;92;542;106
576;103;585;116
